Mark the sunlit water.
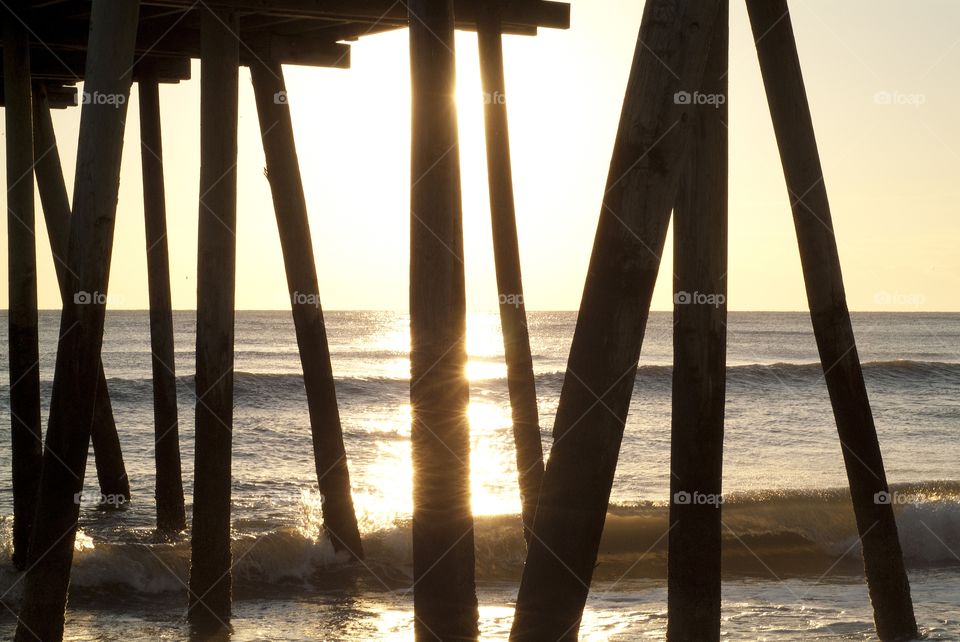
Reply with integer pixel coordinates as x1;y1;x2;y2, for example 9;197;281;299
0;311;959;639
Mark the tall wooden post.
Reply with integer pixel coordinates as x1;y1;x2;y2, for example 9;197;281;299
188;8;239;632
3;14;42;572
15;2;140;640
477;8;544;541
511;2;723;639
250;61;364;559
745;2;917;639
667;2;728;639
138;74;187;533
32;83;132;505
408;0;478;638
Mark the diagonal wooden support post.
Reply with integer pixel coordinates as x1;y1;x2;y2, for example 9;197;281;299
188;7;239;633
408;0;479;638
14;2;141;639
477;7;545;543
32;83;132;507
745;1;917;639
137;73;187;534
250;60;364;560
510;2;723;639
667;2;728;639
3;12;42;573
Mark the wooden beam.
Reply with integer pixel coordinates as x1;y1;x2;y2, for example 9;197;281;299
187;7;239;633
32;82;132;508
744;1;917;640
667;2;728;639
138;74;187;534
3;14;42;573
408;0;478;638
510;2;723;639
250;60;363;559
477;9;543;543
138;0;571;30
15;2;140;640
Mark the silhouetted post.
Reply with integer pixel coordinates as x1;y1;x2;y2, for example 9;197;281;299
745;2;917;640
15;2;140;639
477;9;544;541
32;83;132;505
138;74;187;533
667;2;728;639
188;8;239;633
409;0;478;638
3;14;42;572
511;2;723;639
250;61;364;559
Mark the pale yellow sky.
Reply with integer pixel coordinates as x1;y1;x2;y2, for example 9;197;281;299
3;0;959;311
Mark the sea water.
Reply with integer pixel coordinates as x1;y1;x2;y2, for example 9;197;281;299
0;311;958;640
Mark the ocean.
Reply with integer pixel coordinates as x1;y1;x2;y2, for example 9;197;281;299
0;310;958;640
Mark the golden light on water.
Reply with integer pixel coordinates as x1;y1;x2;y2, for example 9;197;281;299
348;315;527;528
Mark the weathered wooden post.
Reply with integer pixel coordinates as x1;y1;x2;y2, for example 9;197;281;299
477;7;544;541
32;83;132;506
250;61;364;559
667;2;728;639
511;2;723;639
138;73;187;533
745;1;917;639
188;7;239;633
3;13;42;572
408;0;478;637
15;2;141;639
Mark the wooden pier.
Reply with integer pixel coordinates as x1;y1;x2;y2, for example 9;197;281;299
0;1;919;640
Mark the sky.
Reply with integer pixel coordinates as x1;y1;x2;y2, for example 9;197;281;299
2;0;960;311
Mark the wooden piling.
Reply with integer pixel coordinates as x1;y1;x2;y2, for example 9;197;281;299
15;2;140;639
3;14;42;572
32;82;132;506
408;0;478;637
667;2;728;639
250;61;364;559
510;2;723;639
745;2;917;639
138;74;187;533
477;8;544;542
187;7;239;632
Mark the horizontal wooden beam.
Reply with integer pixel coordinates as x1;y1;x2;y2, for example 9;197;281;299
138;0;570;30
0;82;75;108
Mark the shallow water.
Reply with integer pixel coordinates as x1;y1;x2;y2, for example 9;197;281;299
0;311;958;639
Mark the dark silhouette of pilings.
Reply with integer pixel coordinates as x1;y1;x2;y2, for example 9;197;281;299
33;83;132;507
477;8;544;542
250;60;364;560
187;7;239;633
511;2;723;639
138;73;187;533
666;2;728;639
745;1;917;640
3;14;42;572
14;1;141;639
408;0;479;638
